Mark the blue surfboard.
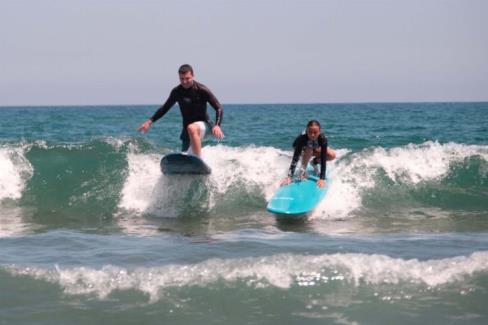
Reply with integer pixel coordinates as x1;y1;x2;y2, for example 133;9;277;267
160;152;211;175
267;167;329;216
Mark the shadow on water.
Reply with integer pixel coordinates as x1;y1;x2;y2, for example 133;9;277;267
273;214;315;232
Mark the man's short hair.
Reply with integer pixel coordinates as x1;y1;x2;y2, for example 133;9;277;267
178;64;193;75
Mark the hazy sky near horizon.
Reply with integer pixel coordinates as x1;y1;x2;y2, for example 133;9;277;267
1;0;487;105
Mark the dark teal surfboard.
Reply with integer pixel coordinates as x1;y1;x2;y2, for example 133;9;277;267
267;167;329;216
160;152;211;175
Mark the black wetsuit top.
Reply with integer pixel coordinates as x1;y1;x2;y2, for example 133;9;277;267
288;133;328;180
150;81;223;144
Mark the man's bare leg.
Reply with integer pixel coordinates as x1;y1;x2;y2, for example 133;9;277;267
187;122;203;157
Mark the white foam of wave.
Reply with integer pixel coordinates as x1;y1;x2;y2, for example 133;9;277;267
5;251;488;302
203;144;290;200
117;145;292;215
118;151;162;213
365;141;487;184
0;146;33;201
0;145;36;237
118;150;211;219
116;142;487;220
312;141;488;219
100;136;131;150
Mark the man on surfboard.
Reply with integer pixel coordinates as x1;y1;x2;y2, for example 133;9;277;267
282;120;336;188
138;64;224;157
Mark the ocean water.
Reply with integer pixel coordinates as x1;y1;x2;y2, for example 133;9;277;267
1;102;487;324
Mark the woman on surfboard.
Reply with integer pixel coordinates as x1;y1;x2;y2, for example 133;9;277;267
282;120;336;188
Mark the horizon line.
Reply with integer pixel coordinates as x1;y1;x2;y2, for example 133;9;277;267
1;100;488;108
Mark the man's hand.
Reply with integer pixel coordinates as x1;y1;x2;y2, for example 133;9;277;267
138;120;152;134
212;125;224;140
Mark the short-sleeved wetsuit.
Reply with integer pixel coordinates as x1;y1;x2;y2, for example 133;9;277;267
288;133;328;180
150;81;223;151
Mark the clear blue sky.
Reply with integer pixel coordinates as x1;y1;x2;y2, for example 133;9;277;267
1;0;487;105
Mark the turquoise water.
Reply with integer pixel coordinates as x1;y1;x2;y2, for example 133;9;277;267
1;103;488;324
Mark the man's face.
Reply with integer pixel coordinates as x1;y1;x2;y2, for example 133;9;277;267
179;71;194;89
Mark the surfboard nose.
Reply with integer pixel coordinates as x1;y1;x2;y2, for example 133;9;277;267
160;152;212;175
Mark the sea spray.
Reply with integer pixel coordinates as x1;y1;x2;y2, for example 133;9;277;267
312;141;488;219
0;145;33;201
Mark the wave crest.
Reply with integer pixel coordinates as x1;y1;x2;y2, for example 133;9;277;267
6;251;488;302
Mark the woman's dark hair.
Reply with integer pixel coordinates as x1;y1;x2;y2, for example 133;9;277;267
178;64;193;75
307;120;321;129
